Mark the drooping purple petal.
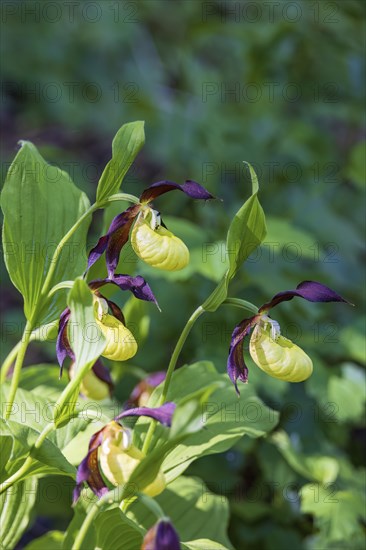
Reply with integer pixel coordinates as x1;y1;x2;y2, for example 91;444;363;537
115;402;176;427
259;280;350;313
92;359;114;393
89;274;159;308
87;205;140;274
142;519;180;550
127;371;166;408
140;179;214;203
73;428;109;504
227;316;258;395
105;217;136;278
56;308;74;376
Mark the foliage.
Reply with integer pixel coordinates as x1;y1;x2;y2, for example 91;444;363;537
1;2;365;549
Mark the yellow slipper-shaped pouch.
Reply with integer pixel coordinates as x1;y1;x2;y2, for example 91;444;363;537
99;422;165;497
249;325;313;382
131;218;189;271
96;313;137;361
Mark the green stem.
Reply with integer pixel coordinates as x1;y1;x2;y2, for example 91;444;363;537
72;490;112;550
39;204;99;299
1;319;59;383
137;493;165;519
4;321;33;420
223;297;258;314
142;306;205;454
0;422;55;494
0;341;21;383
72;502;101;550
106;193;140;205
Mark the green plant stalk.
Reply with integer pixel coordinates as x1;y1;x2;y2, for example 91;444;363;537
223;297;258;314
4;320;33;421
0;340;21;383
0;319;59;383
141;305;204;454
72;491;114;550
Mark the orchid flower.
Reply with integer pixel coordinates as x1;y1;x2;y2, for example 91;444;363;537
56;274;158;376
87;180;214;276
73;402;176;502
227;281;350;394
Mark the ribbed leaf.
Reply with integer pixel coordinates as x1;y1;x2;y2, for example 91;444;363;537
203;163;266;312
1;141;90;325
96;121;145;203
0;478;38;549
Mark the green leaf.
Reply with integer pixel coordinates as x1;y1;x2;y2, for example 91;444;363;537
18;364;67;402
0;377;105;483
144;361;278;482
0;478;38;549
96;121;145;204
263;216;318;259
95;508;144;550
53;279;106;427
345;140;366;189
123;295;150;347
183;540;230;550
301;484;366;544
327;375;366;422
203;163;266;312
271;430;339;484
24;531;64;550
1;141;91;325
128;476;234;548
339;325;366;365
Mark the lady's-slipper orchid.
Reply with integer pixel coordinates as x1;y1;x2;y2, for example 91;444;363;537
56;274;158;376
87;180;214;276
69;359;113;400
73;402;176;502
227;281;350;393
127;371;166;408
142;518;180;550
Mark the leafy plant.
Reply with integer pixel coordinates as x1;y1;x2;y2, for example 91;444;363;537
0;122;359;550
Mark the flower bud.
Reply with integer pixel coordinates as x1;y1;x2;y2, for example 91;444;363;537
96;313;137;361
249;324;313;382
142;519;180;550
99;422;165;497
131;213;189;271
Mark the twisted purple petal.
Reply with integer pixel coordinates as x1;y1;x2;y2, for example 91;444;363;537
89;274;159;308
227;316;259;395
115;402;176;427
56;308;74;375
140;179;214;203
87;204;140;275
259;280;350;313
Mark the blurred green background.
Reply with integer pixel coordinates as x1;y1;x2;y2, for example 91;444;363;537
1;1;365;549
